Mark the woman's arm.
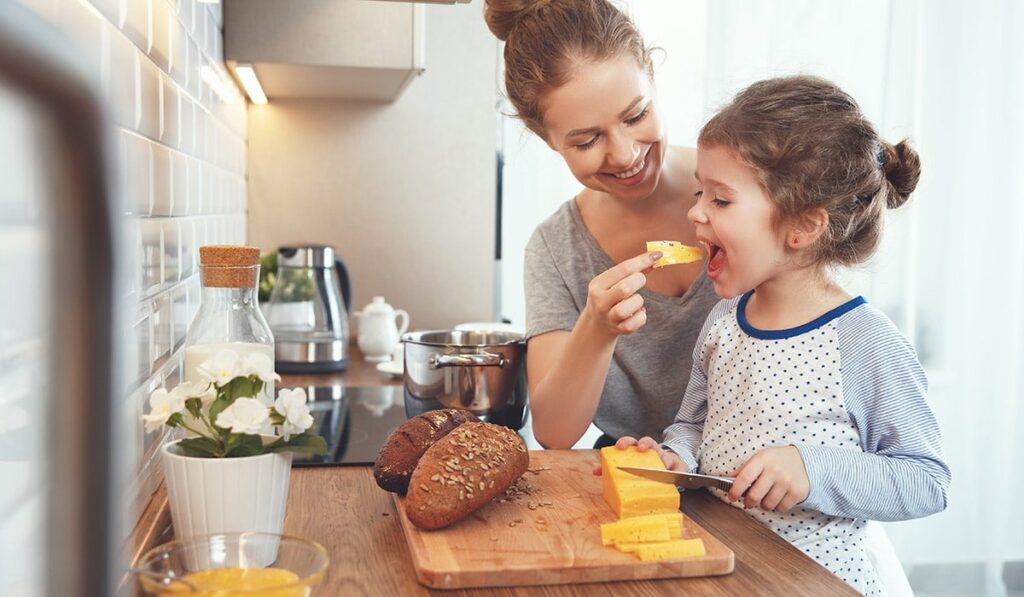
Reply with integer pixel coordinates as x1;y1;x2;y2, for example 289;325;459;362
527;252;662;449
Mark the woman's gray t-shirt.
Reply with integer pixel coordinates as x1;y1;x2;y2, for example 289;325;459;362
524;199;720;442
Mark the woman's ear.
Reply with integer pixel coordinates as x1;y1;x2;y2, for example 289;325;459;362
786;208;829;250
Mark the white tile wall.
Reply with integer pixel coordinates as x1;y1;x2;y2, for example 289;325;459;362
12;0;249;542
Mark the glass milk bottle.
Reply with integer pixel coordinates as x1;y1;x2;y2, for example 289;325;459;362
184;245;275;403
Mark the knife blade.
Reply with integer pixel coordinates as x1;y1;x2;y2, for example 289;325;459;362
617;466;735;492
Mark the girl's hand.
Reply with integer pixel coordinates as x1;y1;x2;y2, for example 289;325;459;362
592;436;688;475
727;446;810;512
582;252;662;337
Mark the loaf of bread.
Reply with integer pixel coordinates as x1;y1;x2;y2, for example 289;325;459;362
374;409;478;495
404;422;529;530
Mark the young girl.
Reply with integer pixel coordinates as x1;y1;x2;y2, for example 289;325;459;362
620;76;950;595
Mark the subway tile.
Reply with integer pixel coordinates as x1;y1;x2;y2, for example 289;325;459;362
151;142;171;216
138;55;161;140
171;284;188;350
207;1;222;28
160;75;179;147
185;274;201;331
192;0;205;49
149;0;171;73
130;303;153;385
188;156;202;215
122;131;152;216
122;0;149;53
178;95;193;155
179;218;196;280
106;28;137;130
170;18;188;89
202;162;216;214
187;38;203;103
193;106;207;162
140;218;163;296
162;218;181;283
88;0;120;25
171;150;189;217
151;293;173;364
177;0;193;33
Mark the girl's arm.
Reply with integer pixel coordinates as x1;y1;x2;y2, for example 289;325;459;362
797;311;950;521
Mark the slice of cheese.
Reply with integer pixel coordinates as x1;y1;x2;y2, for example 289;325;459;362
601;447;680;519
602;512;683;546
634;538;707;561
646;240;703;268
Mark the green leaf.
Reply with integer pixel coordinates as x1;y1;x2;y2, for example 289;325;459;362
226;434;265;457
226;376;256;400
208;395;230;428
184;398;203;420
267;433;328;455
165;412;184;428
177;437;224;458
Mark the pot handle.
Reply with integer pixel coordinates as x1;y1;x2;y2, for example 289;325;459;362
431;352;505;369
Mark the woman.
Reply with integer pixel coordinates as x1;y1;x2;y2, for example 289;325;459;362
484;0;719;448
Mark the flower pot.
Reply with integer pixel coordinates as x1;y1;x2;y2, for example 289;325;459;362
161;439;292;567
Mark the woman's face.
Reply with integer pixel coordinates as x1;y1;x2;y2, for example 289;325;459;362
540;54;667;202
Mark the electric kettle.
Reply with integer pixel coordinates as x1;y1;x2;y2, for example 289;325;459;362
266;244;352;372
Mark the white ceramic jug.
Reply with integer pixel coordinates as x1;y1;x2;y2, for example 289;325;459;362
356;296;409;362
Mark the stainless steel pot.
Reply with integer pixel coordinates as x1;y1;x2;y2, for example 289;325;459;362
402;330;528;430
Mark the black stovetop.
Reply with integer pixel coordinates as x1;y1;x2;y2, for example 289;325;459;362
285;385;408;467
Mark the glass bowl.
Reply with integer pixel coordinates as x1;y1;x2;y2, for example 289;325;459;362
134;532;329;596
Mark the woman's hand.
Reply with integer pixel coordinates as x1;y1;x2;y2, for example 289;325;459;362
592;435;688;475
582;251;662;337
726;445;810;512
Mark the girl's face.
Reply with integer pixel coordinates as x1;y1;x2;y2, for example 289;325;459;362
540;54;666;202
688;144;790;298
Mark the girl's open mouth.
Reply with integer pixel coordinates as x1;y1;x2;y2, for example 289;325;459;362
705;242;725;279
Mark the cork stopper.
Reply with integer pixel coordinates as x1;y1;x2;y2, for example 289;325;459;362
199;245;260;288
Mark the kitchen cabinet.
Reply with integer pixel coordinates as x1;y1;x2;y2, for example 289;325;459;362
224;0;424;101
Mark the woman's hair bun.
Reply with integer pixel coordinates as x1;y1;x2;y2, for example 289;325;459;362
882;139;922;209
484;0;547;42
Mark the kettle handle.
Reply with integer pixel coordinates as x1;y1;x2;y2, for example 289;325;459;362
334;258;352;312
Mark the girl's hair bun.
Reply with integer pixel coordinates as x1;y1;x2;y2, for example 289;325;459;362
882;140;922;209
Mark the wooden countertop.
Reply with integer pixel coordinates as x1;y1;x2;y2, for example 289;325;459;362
284;465;857;596
132;347;856;595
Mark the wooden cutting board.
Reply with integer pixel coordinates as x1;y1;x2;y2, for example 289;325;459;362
392;449;734;589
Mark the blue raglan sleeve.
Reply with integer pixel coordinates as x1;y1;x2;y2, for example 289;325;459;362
797;307;951;521
661;299;735;473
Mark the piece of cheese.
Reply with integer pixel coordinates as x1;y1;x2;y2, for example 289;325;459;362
600;512;683;546
646;240;703;268
600;447;680;519
634;538;707;561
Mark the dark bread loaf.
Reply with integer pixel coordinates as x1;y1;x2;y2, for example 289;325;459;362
405;422;529;530
374;409;478;495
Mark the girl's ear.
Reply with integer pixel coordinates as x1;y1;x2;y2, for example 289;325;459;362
787;208;829;249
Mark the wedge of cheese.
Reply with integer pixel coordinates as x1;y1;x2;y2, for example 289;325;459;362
600;446;680;519
646;240;703;268
600;512;682;546
601;512;682;546
634;538;707;561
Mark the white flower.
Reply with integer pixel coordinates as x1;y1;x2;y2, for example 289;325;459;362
273;388;314;440
215;398;269;434
241;352;280;384
141;388;186;433
172;381;216;405
197;350;241;386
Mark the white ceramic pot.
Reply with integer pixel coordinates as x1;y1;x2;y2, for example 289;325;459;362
162;439;292;567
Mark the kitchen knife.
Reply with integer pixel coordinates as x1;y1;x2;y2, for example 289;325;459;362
617;466;735;492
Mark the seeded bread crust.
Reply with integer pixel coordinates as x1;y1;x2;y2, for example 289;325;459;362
373;409;478;495
404;422;529;530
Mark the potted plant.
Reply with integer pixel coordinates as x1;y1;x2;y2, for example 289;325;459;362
143;350;327;547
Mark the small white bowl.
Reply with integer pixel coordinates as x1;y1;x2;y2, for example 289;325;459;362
376;361;403;379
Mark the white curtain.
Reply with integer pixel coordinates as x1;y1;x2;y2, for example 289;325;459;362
499;1;1024;593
